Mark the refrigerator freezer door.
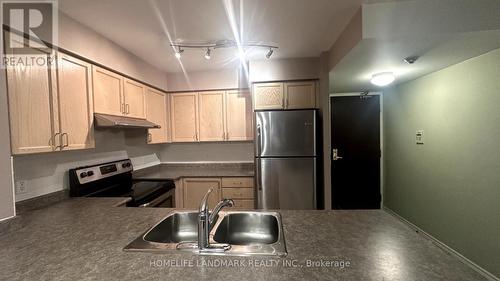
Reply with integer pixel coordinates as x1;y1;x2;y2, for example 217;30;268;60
257;157;316;210
255;110;316;157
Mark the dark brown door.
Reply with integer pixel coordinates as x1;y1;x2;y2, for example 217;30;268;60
331;96;381;209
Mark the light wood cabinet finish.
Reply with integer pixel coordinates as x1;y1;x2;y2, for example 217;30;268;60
123;79;146;119
92;66;123;116
222;188;254;199
225;90;253;141
229;199;254;209
6;47;58;154
253;83;284;110
56;54;94;151
284;81;316;109
198;91;225;141
145;88;168;144
170;93;198;142
182;178;221;209
221;177;254;188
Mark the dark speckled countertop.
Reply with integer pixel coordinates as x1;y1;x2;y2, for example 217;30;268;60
133;163;254;181
0;198;486;281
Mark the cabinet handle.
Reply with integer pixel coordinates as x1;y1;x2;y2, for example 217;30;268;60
125;104;130;114
53;132;61;150
121;103;125;114
196;132;199;141
148;133;152;143
286;98;289;108
62;133;69;148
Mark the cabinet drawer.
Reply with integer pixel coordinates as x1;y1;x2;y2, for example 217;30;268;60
230;199;255;209
221;177;254;188
222;188;254;199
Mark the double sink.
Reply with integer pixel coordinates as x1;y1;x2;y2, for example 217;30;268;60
124;210;287;257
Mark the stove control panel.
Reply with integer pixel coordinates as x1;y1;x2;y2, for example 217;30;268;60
74;159;133;184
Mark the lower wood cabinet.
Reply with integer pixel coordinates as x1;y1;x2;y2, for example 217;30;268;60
182;178;222;209
178;177;255;210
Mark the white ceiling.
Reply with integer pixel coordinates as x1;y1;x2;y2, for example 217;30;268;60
330;0;500;93
58;0;382;73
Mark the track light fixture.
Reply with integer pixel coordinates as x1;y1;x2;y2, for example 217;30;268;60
171;40;278;61
174;47;183;59
266;48;274;59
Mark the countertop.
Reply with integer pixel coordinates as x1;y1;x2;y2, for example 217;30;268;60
133;163;254;181
0;198;486;281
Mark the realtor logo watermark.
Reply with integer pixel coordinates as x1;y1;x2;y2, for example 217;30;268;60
1;0;58;68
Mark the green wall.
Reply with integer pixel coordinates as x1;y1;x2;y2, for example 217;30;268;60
383;48;500;277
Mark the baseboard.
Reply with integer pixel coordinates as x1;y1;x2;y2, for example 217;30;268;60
383;207;499;281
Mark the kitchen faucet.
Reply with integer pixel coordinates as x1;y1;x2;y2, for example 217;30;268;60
198;188;234;253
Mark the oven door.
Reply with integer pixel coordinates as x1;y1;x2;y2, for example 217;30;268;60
139;188;175;208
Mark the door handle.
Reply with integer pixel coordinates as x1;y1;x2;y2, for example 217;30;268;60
53;132;61;150
62;133;69;148
332;148;343;161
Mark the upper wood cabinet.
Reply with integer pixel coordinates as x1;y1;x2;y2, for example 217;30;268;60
123;79;146;119
170;93;198;142
145;88;168;144
253;81;318;110
225;90;253;141
198;91;225;142
92;66;123;116
284;81;316;109
5;39;95;155
253;82;284;110
6;47;58;154
56;54;95;151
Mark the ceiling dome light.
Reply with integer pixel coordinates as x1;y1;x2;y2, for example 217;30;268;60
370;72;395;87
204;48;211;60
266;48;274;59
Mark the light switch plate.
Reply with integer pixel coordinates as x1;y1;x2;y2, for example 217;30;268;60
15;180;28;194
416;130;424;145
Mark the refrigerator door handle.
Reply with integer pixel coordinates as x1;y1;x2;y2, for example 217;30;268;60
256;158;262;191
256;124;262;156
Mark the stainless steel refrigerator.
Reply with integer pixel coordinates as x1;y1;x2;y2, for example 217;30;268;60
255;110;317;210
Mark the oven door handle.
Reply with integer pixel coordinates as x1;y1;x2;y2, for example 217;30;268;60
139;189;175;207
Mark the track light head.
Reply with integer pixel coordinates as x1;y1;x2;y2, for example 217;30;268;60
204;48;211;60
266;48;274;59
175;47;183;59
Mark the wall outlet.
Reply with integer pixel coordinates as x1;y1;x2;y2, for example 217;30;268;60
15;180;28;194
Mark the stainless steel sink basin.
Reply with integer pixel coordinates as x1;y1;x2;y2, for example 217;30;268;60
124;210;287;256
143;212;198;243
213;213;279;245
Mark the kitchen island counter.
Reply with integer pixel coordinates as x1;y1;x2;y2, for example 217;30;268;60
0;198;486;281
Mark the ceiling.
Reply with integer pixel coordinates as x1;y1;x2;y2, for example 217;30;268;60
330;0;500;93
58;0;384;73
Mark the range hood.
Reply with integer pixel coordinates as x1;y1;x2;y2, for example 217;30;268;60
94;113;160;129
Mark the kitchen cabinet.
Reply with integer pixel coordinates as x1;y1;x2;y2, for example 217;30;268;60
182;178;222;209
145;88;168;144
56;53;95;151
123;79;146;119
198;91;225;141
221;177;255;210
92;66;123;116
170;92;198;142
6;45;58;154
225;90;253;141
253;81;317;110
5;36;94;155
284;81;316;109
253;82;284;110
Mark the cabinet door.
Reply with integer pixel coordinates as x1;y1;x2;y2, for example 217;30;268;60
170;93;198;142
284;81;316;109
6;46;58;154
225;90;253;141
123;79;146;119
145;88;167;144
57;53;95;151
92;66;123;116
253;82;284;110
183;178;221;209
198;91;225;142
